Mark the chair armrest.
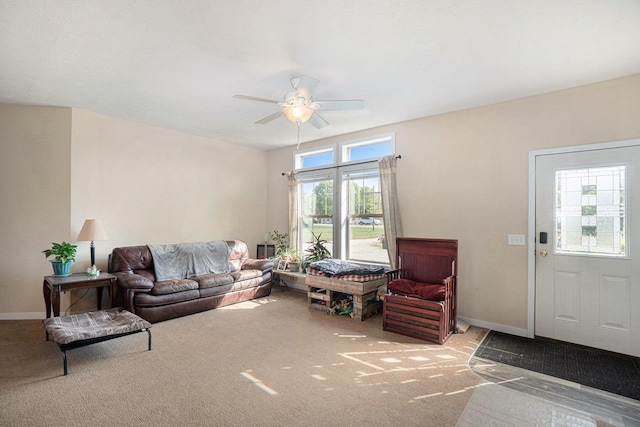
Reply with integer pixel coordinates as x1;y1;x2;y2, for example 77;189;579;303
442;275;455;286
242;259;274;274
386;269;401;283
442;275;456;300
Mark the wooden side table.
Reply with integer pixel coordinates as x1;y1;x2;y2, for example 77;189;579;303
43;273;117;318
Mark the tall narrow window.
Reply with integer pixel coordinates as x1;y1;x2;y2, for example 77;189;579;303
343;169;386;263
555;165;626;256
299;174;335;256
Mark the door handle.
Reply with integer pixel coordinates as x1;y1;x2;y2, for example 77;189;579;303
539;250;548;257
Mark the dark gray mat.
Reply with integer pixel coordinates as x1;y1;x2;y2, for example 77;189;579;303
474;331;640;401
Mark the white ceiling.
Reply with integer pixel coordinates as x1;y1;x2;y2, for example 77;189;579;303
1;1;640;151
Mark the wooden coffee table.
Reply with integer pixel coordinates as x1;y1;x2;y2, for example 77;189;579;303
305;274;386;321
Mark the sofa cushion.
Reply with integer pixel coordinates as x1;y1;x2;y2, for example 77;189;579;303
136;289;200;307
230;269;263;281
151;279;199;296
195;273;234;289
231;277;264;292
134;270;156;281
227;240;249;271
110;245;154;273
199;284;234;298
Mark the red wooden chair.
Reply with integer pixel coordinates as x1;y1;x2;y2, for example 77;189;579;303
383;238;458;344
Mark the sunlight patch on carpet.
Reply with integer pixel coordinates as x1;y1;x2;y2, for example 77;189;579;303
412;392;443;401
332;333;367;339
339;346;464;376
240;370;279;395
219;298;278;310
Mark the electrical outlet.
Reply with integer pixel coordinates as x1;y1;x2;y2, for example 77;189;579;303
508;234;526;246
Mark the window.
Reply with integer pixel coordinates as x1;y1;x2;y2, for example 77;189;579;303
294;146;335;171
294;133;394;265
555;165;626;256
341;134;394;164
343;169;386;263
299;173;335;257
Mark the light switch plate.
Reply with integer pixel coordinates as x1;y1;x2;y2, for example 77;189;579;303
508;234;526;246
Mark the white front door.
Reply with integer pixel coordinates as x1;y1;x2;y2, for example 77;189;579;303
535;144;640;357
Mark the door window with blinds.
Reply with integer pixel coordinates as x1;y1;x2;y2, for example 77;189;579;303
555;165;626;256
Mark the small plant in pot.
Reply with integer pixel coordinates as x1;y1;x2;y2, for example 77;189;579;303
285;251;303;272
42;241;77;276
305;232;331;264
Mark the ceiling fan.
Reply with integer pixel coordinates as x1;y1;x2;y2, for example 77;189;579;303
233;75;364;129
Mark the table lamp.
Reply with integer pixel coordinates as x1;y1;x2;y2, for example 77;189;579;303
77;219;109;266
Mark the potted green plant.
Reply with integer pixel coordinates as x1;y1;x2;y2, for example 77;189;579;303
268;229;291;267
42;241;77;276
305;232;331;264
286;250;302;272
269;230;289;257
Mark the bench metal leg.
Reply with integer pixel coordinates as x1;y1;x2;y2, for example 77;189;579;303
146;328;152;350
55;328;152;376
62;349;68;376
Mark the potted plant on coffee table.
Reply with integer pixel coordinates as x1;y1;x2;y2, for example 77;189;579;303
42;241;77;276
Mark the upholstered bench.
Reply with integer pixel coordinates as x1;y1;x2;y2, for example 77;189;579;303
43;308;152;375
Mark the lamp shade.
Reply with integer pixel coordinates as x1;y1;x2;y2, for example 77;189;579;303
77;219;109;241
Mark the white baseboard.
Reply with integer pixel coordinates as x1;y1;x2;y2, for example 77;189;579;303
457;316;528;338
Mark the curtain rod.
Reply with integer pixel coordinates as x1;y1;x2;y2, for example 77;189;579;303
281;155;401;176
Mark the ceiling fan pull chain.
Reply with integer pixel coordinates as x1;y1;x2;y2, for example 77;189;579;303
297;121;301;149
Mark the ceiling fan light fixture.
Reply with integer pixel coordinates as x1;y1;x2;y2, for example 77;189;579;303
282;104;315;123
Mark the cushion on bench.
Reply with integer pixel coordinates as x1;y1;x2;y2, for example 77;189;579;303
43;307;151;345
388;278;445;301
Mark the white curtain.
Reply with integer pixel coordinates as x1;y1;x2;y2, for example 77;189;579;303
287;172;299;251
379;155;402;268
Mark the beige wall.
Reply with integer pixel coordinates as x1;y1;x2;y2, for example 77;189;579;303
1;107;268;317
3;74;639;327
0;105;72;317
266;74;640;333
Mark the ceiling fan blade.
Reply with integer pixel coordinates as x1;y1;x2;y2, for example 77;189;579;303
315;100;364;111
255;111;283;125
291;75;319;100
308;113;329;129
233;94;280;104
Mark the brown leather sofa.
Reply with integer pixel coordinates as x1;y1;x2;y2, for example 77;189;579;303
108;240;273;323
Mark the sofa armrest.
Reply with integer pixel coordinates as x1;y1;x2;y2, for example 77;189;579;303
113;272;153;315
242;258;274;274
114;272;154;290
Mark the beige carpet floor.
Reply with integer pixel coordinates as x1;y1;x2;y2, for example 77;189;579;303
0;287;488;426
